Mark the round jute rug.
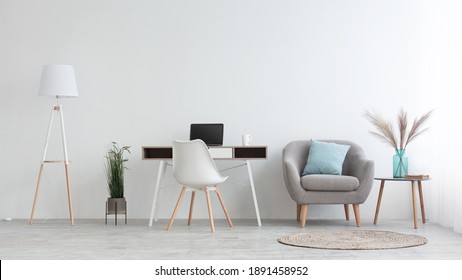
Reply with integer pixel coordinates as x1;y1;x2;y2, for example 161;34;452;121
278;230;427;250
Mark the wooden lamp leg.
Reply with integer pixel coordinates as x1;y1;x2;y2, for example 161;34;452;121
64;163;74;226
29;164;44;224
58;106;74;226
30;107;55;225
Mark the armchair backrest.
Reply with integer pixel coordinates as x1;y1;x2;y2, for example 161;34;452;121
283;140;366;176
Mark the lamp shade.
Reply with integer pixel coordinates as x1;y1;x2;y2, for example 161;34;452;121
38;65;78;97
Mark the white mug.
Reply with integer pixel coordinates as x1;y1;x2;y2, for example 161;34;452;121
242;134;252;146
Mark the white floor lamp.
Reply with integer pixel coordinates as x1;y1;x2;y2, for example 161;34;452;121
29;65;78;226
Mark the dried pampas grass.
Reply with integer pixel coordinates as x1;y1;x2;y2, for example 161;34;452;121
364;109;433;150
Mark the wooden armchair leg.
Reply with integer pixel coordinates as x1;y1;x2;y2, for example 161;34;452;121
353;204;361;227
296;204;301;221
300;204;308;227
344;204;350;221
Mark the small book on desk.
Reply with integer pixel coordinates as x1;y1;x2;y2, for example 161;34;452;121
405;174;430;180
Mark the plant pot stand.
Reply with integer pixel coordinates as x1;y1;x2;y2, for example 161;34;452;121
105;198;127;225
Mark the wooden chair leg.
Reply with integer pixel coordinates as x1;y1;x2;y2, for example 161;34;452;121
216;187;233;227
167;186;186;231
300;204;308;227
296;204;301;221
353;204;360;227
205;187;215;233
344;204;350;221
188;191;195;226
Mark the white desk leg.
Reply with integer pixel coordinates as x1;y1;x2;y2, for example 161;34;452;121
246;160;262;226
149;160;166;226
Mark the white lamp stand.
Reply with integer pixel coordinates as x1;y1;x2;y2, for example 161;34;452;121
29;65;78;226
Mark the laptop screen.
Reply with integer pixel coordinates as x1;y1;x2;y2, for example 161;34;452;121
190;124;224;146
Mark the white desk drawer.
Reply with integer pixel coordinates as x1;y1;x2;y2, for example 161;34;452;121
208;147;233;159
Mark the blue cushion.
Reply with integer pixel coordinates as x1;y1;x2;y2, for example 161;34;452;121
302;140;350;176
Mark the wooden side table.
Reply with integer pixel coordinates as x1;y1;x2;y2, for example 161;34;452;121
373;177;431;229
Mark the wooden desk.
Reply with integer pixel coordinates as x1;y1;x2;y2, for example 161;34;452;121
373;177;431;229
142;146;268;227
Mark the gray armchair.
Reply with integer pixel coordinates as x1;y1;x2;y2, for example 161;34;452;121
282;140;374;227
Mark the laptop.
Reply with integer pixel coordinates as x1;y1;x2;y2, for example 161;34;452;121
190;123;224;146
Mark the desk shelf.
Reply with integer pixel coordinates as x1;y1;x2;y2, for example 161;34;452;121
143;147;172;159
234;147;267;159
142;146;267;160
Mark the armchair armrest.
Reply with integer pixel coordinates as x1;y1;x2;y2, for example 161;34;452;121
351;158;375;202
283;160;306;203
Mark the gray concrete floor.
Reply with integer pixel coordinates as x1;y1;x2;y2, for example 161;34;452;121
1;219;461;260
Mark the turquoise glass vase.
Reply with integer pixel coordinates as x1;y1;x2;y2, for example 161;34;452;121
393;149;408;178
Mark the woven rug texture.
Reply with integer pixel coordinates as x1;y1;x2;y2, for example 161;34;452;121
278;230;427;250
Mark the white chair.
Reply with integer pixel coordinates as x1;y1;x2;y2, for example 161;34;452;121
167;140;233;232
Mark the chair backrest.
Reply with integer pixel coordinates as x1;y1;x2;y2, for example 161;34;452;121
173;140;227;187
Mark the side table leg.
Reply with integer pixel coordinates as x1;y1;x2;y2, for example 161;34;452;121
411;181;418;229
374;180;385;225
418;181;426;224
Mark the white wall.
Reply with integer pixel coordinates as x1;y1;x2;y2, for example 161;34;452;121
0;0;450;221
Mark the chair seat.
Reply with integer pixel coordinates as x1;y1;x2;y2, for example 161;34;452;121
184;176;228;188
300;174;359;192
185;185;217;191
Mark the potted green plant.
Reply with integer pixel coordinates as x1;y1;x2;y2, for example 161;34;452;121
104;142;130;223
